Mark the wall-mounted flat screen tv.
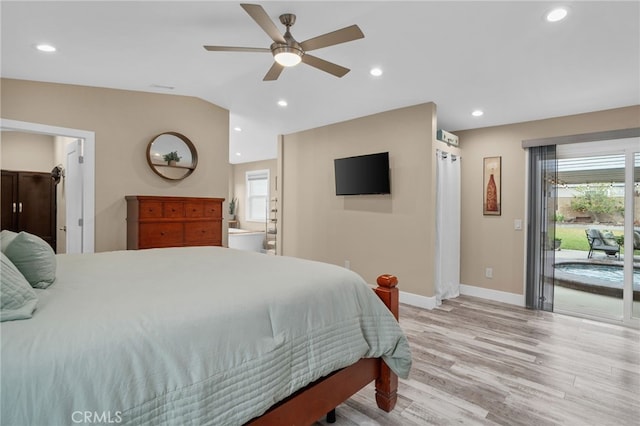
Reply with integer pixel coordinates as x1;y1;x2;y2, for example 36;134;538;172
334;152;391;196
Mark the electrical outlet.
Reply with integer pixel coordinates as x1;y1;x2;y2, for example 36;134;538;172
345;260;350;270
485;267;493;279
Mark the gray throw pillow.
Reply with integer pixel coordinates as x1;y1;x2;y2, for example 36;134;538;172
1;252;38;321
0;229;18;253
4;231;56;289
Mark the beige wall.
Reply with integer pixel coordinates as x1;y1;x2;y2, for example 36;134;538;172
456;105;640;295
1;78;230;252
230;159;278;232
280;103;446;297
1;131;55;171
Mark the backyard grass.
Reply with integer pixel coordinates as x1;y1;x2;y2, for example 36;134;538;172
555;225;638;254
555;226;590;251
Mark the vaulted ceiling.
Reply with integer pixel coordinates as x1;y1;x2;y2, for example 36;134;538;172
2;1;639;163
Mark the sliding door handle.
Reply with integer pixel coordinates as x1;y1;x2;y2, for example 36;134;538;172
12;202;16;213
18;202;23;213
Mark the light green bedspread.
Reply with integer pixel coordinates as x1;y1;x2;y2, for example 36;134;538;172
1;247;411;425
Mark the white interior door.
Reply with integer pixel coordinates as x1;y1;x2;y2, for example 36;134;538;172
65;139;84;254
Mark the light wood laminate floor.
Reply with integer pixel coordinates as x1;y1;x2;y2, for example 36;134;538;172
316;295;640;426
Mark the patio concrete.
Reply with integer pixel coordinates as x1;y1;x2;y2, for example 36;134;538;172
554;247;640;266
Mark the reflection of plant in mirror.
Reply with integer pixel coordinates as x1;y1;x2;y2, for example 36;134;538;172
163;151;182;164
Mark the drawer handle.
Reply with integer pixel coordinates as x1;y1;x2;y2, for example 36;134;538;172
160;232;165;236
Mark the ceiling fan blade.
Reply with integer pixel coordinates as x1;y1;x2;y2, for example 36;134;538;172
203;45;270;53
263;62;285;81
240;3;286;44
299;25;364;52
301;54;350;78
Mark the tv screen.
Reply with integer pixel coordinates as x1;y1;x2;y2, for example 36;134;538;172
334;152;391;196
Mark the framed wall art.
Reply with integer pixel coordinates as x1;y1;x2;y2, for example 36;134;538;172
483;156;501;215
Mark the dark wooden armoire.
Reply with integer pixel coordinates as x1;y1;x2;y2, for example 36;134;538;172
1;170;57;251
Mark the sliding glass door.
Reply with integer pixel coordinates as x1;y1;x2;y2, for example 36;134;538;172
526;132;639;327
553;151;625;320
552;141;638;325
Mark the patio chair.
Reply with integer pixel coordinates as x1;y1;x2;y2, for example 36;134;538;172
585;228;620;259
634;230;640;251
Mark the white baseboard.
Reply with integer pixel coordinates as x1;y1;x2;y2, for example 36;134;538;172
459;283;525;306
400;291;438;310
396;285;524;311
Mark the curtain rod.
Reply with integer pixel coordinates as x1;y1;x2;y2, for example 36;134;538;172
521;127;640;149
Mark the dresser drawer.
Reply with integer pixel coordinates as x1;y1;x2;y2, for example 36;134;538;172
184;221;220;244
163;202;184;218
204;201;222;218
185;202;204;218
139;223;183;248
139;202;163;219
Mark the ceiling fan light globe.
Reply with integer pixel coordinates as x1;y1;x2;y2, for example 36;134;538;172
273;47;302;67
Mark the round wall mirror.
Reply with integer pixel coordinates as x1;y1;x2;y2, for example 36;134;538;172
146;132;198;180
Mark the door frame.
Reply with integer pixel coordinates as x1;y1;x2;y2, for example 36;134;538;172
0;119;95;253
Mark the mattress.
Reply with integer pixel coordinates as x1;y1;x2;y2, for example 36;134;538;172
0;246;411;425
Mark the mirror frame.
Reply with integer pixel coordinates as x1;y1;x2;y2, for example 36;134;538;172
146;132;198;181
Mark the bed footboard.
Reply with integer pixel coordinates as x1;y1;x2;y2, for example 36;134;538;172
246;274;400;425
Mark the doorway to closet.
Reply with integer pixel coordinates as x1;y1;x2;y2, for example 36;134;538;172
0;119;95;253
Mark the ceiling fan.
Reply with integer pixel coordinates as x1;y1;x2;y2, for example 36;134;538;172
203;3;365;81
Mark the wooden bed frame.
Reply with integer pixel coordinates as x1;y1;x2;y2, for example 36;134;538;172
247;274;400;425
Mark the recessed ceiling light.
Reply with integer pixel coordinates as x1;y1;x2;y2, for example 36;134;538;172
35;44;56;53
370;67;383;77
233;127;242;132
472;110;484;117
235;152;242;156
277;100;288;107
546;7;568;22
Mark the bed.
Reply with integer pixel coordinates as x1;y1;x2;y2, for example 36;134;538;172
1;242;411;425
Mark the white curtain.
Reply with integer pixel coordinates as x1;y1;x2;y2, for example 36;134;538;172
435;150;461;305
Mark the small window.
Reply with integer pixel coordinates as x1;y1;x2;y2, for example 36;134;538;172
246;169;269;222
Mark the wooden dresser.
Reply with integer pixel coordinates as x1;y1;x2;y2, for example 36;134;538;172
126;195;224;250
